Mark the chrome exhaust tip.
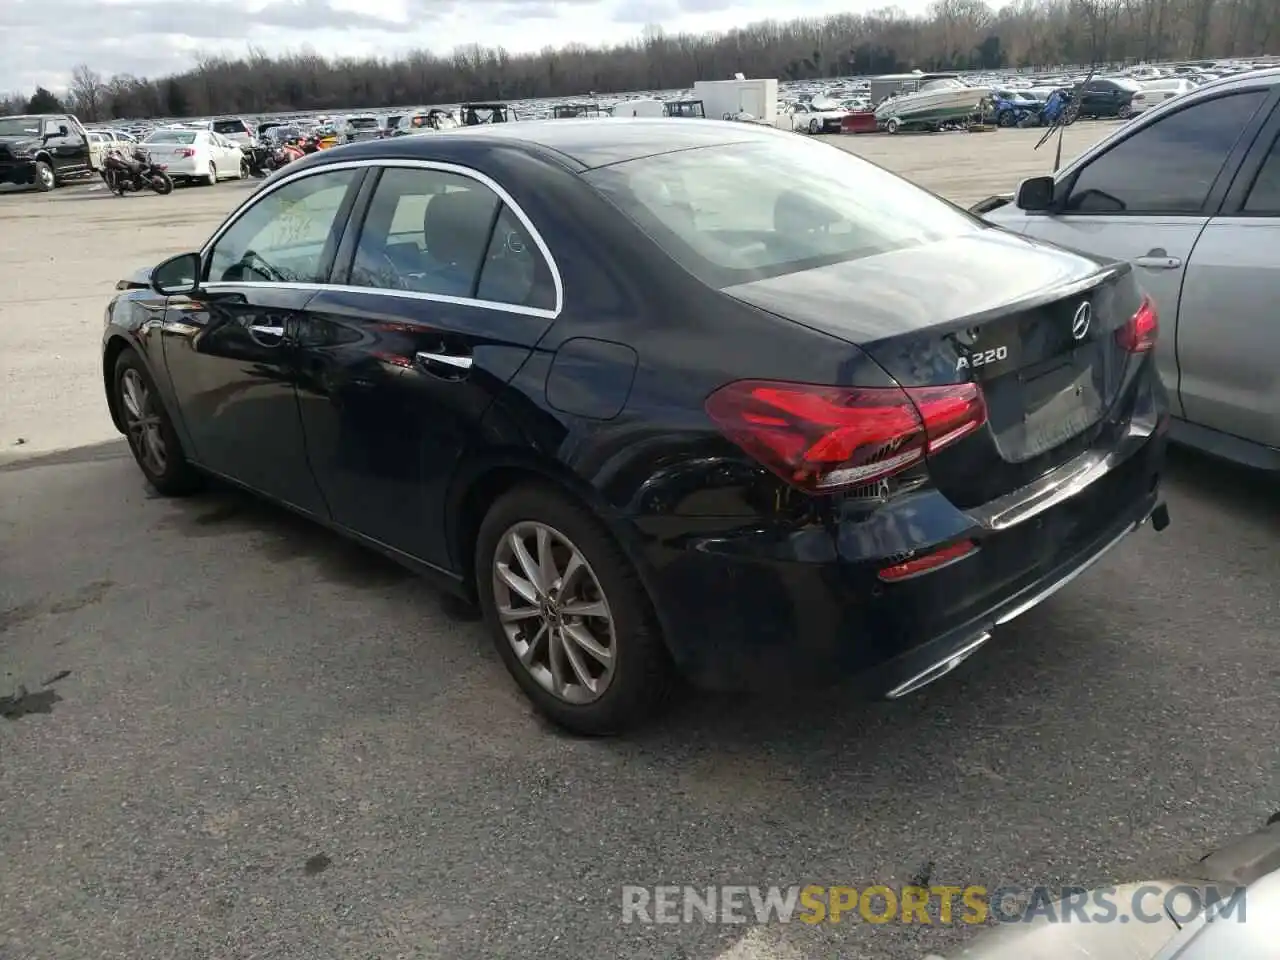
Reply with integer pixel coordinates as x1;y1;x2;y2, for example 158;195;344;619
885;632;992;699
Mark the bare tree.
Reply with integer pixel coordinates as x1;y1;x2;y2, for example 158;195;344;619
67;63;104;121
17;0;1278;122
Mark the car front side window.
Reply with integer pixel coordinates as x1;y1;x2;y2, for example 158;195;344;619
1063;90;1269;214
206;169;360;284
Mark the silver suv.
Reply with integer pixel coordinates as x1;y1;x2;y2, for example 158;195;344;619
981;69;1280;471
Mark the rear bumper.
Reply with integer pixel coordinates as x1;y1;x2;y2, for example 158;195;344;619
160;158;205;178
628;384;1169;693
0;159;37;184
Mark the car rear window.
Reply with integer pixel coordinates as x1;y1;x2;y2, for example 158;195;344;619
145;131;196;144
212;120;246;134
582;137;980;288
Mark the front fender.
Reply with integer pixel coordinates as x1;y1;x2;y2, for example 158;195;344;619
102;292;193;453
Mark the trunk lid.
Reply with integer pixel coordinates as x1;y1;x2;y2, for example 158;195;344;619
722;231;1143;507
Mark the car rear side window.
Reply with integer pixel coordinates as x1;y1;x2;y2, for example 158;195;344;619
206;169;359;284
146;131;196;145
1243;133;1280;214
349;166;556;310
582;136;979;288
1064;91;1269;214
475;204;557;311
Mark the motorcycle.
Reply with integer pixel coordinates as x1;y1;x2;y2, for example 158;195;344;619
101;147;173;196
279;139;308;163
243;143;277;178
1040;87;1077;127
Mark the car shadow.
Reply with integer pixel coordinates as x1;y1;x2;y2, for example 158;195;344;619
1162;444;1280;533
152;474;481;619
5;436;1275;959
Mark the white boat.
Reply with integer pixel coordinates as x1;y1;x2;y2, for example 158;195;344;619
873;76;990;133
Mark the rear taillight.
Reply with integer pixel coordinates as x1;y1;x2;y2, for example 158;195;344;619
704;379;987;493
178;147;196;158
1116;296;1158;352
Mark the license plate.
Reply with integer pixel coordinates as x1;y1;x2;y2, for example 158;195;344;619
1019;362;1103;459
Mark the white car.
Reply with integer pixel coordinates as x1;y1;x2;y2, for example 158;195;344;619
85;128;139;171
1131;78;1196;114
775;100;850;134
141;128;247;185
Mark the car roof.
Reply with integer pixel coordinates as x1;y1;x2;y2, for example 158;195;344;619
1192;65;1280;93
302;118;790;171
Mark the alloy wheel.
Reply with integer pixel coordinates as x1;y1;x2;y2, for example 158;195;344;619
492;521;616;704
38;164;54;189
120;368;168;476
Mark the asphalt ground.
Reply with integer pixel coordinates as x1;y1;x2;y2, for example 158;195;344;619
2;122;1277;959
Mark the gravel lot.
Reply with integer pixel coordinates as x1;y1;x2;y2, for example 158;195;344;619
2;122;1278;960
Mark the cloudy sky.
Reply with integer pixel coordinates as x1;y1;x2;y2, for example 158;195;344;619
4;0;932;94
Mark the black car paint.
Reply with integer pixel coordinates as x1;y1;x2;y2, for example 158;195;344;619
0;113;92;187
103;121;1168;695
1076;79;1138;118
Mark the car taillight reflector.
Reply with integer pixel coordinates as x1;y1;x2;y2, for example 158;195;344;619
878;539;977;581
1116;296;1158;352
704;379;987;494
178;148;196;157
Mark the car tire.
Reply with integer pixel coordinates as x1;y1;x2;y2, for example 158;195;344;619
475;483;674;736
113;348;203;496
238;155;250;179
885;117;901;134
1117;103;1133;119
203;162;216;186
808;118;821;134
34;159;56;192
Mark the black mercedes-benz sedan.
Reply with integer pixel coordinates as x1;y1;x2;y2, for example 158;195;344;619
102;119;1170;734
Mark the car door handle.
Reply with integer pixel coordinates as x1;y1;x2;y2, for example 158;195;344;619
416;351;473;371
248;323;286;341
1133;255;1181;270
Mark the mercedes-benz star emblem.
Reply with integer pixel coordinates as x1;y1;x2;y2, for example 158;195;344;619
1071;301;1092;340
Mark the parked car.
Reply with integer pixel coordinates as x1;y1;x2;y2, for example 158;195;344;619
775;99;850;134
101;120;1170;734
1131;77;1197;114
976;68;1280;471
141;128;249;185
990;89;1044;126
0;112;92;190
86;128;139;169
1075;77;1143;119
208;117;257;150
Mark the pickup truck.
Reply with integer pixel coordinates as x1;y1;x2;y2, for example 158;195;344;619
0;113;93;191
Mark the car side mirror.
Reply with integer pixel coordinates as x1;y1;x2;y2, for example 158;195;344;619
1016;175;1056;212
151;252;201;296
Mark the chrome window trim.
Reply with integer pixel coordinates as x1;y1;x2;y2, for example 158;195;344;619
198;157;564;319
